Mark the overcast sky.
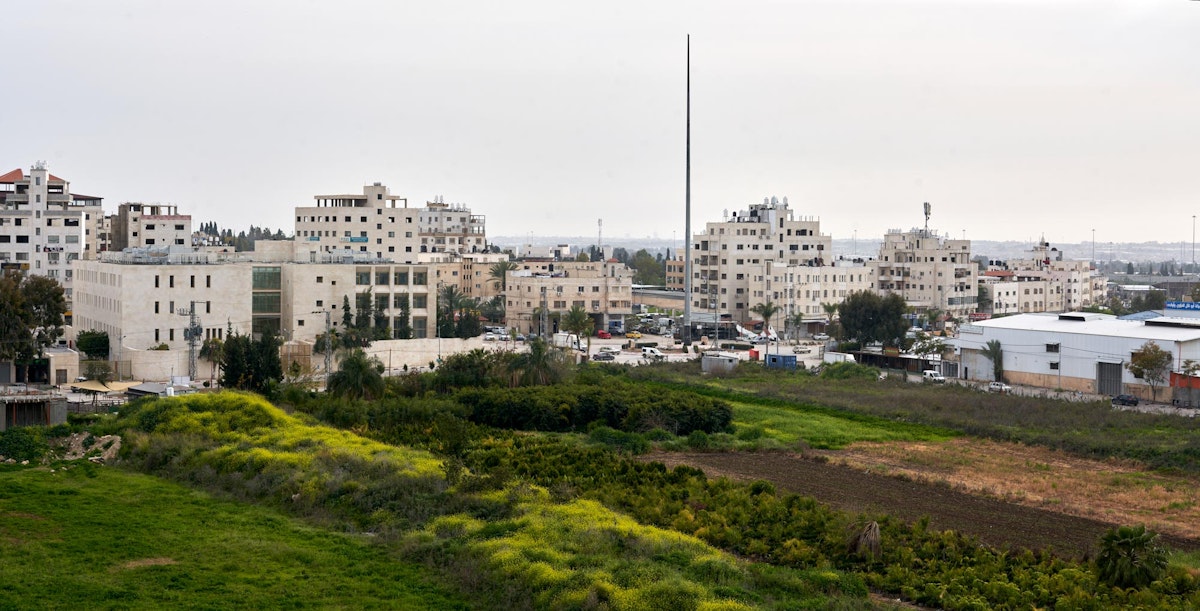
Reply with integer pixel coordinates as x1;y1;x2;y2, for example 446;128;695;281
4;1;1197;248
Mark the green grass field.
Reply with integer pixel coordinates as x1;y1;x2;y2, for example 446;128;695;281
0;464;466;610
729;399;955;449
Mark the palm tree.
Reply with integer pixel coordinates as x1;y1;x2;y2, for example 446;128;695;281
489;260;519;292
200;338;224;386
821;302;839;339
982;340;1004;382
786;312;805;344
750;301;781;355
438;284;465;339
327;349;385;400
562;304;594;355
1096;525;1167;589
508;338;565;386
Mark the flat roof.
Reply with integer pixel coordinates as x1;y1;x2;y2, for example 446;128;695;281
964;312;1200;342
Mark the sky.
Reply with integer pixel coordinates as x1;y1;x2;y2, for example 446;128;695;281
3;0;1198;248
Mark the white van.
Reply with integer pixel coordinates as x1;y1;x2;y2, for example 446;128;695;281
641;347;666;362
922;370;946;383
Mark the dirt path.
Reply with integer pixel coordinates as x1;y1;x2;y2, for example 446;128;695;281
642;451;1200;558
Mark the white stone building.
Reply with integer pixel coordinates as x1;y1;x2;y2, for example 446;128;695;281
873;228;977;318
0;163;105;301
505;260;635;336
110;203;193;251
294;182;421;261
418;196;487;254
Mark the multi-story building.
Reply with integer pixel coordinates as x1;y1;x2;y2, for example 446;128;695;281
110;203;192;250
73;241;440;361
0;163;105;302
418;196;487;254
294;182;420;261
505;260;635;336
873;227;977;318
690;196;856;329
980;241;1105;314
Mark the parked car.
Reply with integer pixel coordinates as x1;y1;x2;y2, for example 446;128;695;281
598;346;622;355
987;381;1012;393
626;331;642;340
641;347;666;362
591;352;616;361
483;333;497;341
1112;394;1139;406
596;330;612;339
812;333;830;341
792;345;812;354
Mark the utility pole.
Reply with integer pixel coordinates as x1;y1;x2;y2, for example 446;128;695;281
682;34;693;347
179;301;203;382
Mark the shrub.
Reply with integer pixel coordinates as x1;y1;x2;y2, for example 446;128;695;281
0;427;48;462
1096;525;1168;589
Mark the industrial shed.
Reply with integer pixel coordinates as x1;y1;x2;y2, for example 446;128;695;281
949;312;1200;399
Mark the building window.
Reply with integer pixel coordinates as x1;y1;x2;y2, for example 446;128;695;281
413;295;427;309
154;302;160;314
190;275;195;288
1046;343;1060;353
169;275;175;288
252;267;281;290
356;271;371;285
1049;361;1059;370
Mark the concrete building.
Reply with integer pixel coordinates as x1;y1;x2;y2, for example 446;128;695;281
110;203;192;251
505;259;635;336
980;241;1106;315
294;182;420;261
418;196;487;254
0;163;105;301
691;198;830;326
72;240;441;381
874;227;977;318
951;311;1200;399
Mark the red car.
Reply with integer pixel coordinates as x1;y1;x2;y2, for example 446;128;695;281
596;330;611;339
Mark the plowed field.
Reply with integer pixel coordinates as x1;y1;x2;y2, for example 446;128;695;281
643;450;1200;559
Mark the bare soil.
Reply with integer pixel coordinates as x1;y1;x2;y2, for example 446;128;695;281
642;450;1200;559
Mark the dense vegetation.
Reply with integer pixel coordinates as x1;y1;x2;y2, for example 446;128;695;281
630;361;1200;473
9;356;1200;609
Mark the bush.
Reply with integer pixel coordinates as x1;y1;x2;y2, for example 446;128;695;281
0;427;49;462
1096;525;1168;589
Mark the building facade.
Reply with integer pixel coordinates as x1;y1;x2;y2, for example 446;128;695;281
0;163;104;302
505;260;635;336
294;182;421;261
418;196;487;254
110;203;193;251
873;228;977;318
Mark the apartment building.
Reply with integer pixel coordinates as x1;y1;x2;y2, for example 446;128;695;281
294;182;421;261
419;196;487;254
983;241;1105;313
978;270;1054;315
874;228;977;318
505;260;635;336
0;163;105;301
110;203;193;250
690;196;843;326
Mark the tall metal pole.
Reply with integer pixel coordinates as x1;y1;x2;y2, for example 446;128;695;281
682;34;693;347
323;310;332;385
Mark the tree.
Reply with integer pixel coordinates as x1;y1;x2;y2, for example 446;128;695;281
489;260;519;292
981;340;1004;382
0;272;31;363
1096;525;1167;589
508;338;566;386
820;302;840;339
77;330;110;360
750;302;781;354
221;332;282;395
562;305;594;354
327;349;385;400
454;297;484;339
200;338;225;384
1127;341;1173;401
341;295;353;329
393;294;413;339
83;360;112;385
438;284;465;339
630;249;665;285
20;275;67;357
838;292;909;347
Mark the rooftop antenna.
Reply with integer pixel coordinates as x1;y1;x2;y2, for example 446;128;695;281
923;202;931;236
178;301;203;381
597;218;603;260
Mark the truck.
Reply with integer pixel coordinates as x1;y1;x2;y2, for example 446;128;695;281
823;352;856;365
552;332;583;351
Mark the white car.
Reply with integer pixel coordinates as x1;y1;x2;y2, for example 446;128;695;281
483;333;497;341
792;346;812;354
923;370;946;383
812;333;830;341
988;381;1012;393
598;346;622;355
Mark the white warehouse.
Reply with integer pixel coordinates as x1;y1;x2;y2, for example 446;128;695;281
950;312;1200;399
